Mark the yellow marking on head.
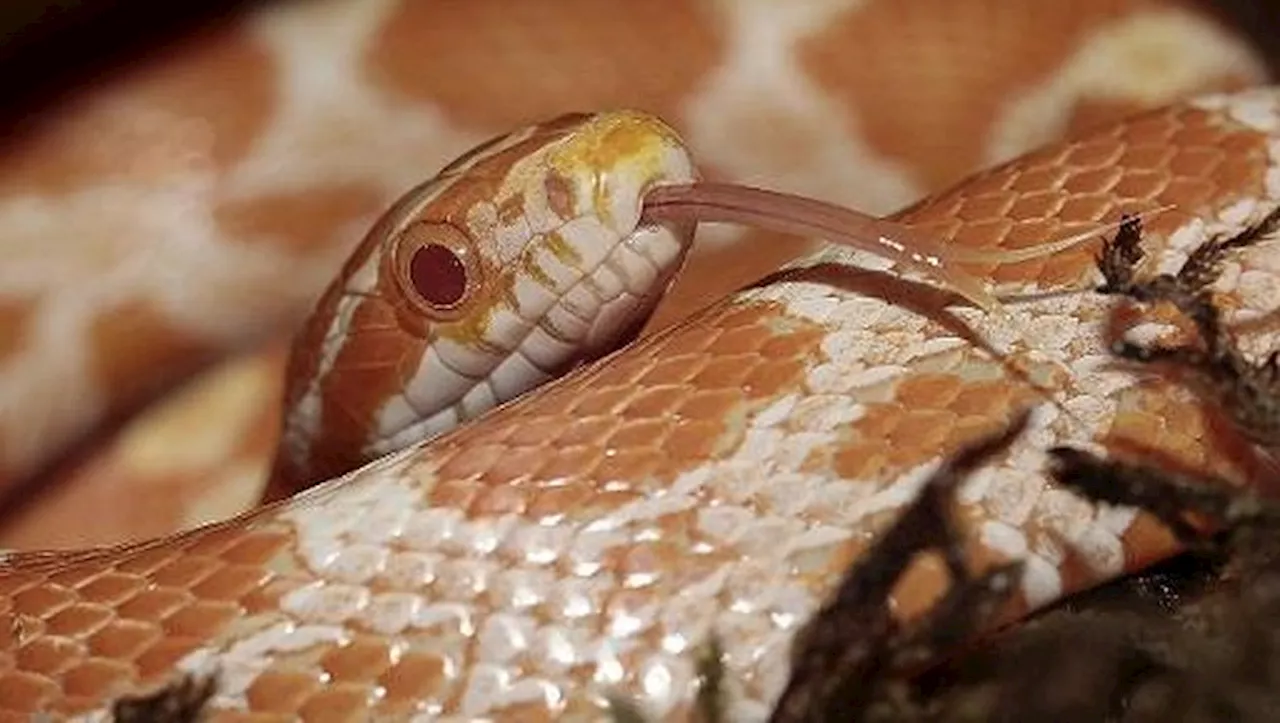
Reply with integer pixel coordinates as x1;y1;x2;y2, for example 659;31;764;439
430;111;687;352
548;110;688;226
520;238;559;290
543;229;583;267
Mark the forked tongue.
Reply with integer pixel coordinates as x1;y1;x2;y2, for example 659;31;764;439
641;181;1172;317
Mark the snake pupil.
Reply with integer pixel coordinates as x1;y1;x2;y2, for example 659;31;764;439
410;243;467;307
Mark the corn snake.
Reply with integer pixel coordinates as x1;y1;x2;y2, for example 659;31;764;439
2;1;1279;720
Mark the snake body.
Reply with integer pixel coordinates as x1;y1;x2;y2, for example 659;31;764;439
0;1;1266;538
5;88;1280;719
2;1;1279;720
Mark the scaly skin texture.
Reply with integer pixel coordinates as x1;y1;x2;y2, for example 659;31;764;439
267;111;698;501
0;0;1265;541
4;90;1280;720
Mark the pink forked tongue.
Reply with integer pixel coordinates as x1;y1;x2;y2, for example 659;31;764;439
642;182;1171;316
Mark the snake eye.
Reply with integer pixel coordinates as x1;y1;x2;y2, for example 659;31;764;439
410;243;467;307
391;222;481;320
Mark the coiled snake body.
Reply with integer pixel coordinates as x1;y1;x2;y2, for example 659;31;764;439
2;2;1280;721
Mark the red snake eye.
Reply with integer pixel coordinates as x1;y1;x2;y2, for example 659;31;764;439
391;222;480;320
409;243;467;307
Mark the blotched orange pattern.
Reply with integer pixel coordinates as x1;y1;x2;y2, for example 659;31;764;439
4;94;1280;718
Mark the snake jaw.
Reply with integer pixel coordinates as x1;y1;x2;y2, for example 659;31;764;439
270;111;698;500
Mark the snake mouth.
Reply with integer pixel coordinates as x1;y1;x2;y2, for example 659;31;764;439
366;211;696;460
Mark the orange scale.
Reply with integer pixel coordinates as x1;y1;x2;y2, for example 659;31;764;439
376;651;450;707
848;403;906;441
1125;114;1182;143
149;556;223;590
246;668;325;713
742;358;809;400
75;573;145;606
0;670;60;714
1213;155;1267;191
468;484;533;517
1037;251;1095;288
702;324;772;357
950;380;1018;419
1057;193;1113;223
950;216;1014;250
59;657;136;700
1005;191;1065;222
495;418;567;447
319;636;394;684
115;588;193;623
1062;166;1123;195
13;635;84;677
1008;166;1072;194
425;478;483;510
603;418;671;451
565;384;635;417
894;373;964;410
911;216;963;243
85;618;160;661
946;414;1012;451
46;565;110;590
113;547;179;577
551;415;622;448
524;481;600;519
831;442;892;481
296;683;374;723
663;422;725;471
886;409;961;464
188;564;273;602
1220;124;1266;150
434;442;506;480
580;489;649;519
1166;146;1224;177
43;605;113;639
954;191;1017;222
1116;143;1177;171
626;384;692;418
180;526;245;558
1111;170;1168;200
674;388;743;421
653;322;724;357
1162;177;1219;208
11;585;76;619
1168;118;1223;146
688;354;759;389
1002;217;1066;250
479;445;558;485
130;636;205;680
0;573;41;598
159;600;239;639
1061;140;1125;169
218;529;294;567
529;446;606;483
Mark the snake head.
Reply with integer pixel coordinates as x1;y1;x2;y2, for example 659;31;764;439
269;111;698;499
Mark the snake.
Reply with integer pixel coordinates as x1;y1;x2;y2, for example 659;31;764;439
2;1;1280;720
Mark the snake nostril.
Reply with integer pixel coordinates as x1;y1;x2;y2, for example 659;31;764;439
410;243;468;307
